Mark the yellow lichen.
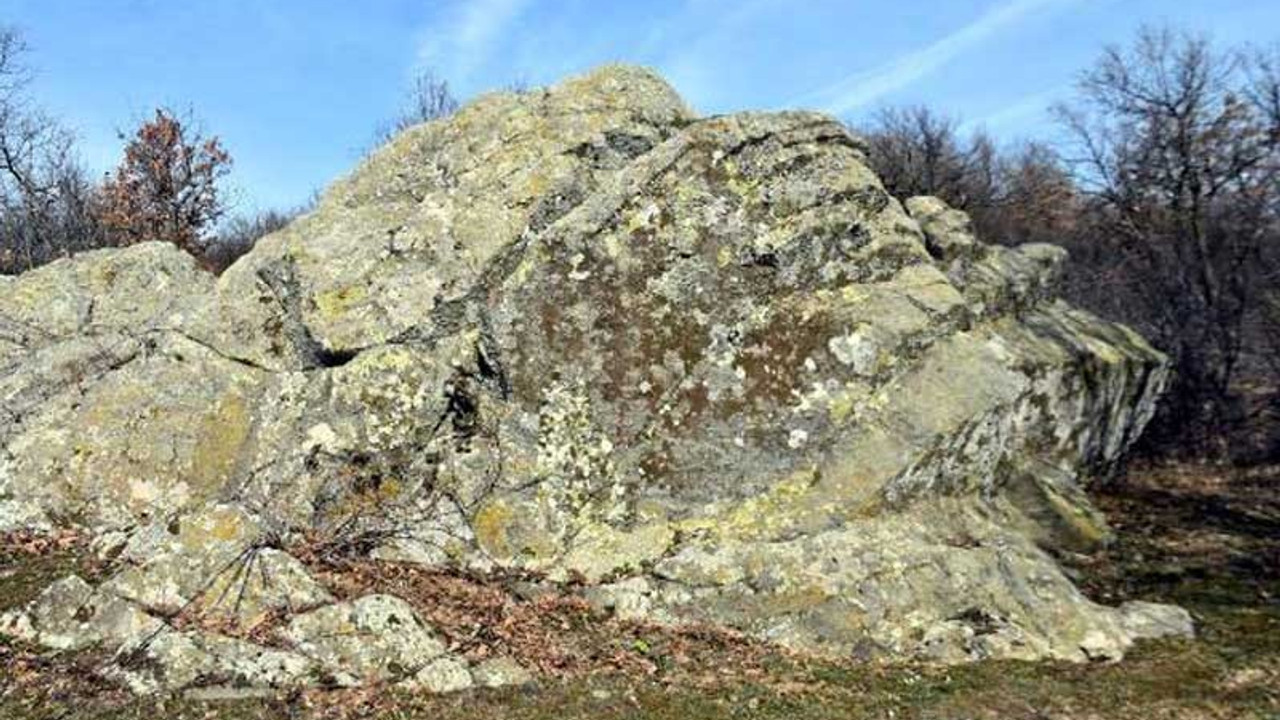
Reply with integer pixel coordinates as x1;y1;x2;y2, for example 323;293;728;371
314;284;367;319
207;507;249;543
561;521;674;582
677;468;821;542
190;391;251;496
717;246;734;267
473;500;515;560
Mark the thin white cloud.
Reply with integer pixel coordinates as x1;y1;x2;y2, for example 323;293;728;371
961;85;1065;135
415;0;533;86
793;0;1073;116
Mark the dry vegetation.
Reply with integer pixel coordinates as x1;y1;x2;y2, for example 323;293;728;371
2;463;1277;720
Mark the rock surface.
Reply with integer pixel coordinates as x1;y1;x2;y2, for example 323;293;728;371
1;65;1187;693
282;594;448;685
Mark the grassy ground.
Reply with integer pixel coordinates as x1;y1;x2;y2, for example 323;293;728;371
1;463;1278;719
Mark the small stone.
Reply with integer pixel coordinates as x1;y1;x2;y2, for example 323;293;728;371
1118;601;1195;640
0;575;162;653
471;657;534;688
110;629;315;694
787;428;809;449
103;503;266;615
410;656;474;694
584;576;654;620
0;609;35;642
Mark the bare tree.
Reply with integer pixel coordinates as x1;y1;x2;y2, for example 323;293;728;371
373;69;459;145
861;106;975;205
1054;27;1280;456
990;141;1080;245
859;107;1077;246
1244;44;1280;457
0;26;106;274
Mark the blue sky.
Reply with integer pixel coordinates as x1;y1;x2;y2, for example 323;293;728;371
6;0;1278;212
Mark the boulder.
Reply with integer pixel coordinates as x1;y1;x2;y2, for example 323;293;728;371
108;628;317;695
282;594;449;685
97;503;322;620
0;574;161;652
0;65;1188;690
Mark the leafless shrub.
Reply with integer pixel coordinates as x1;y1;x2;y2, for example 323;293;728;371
372;68;459;146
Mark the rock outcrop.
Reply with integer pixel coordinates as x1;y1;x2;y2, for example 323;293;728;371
0;66;1189;694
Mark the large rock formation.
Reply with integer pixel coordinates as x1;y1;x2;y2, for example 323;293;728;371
0;66;1190;694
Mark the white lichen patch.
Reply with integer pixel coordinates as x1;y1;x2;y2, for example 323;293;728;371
331;347;438;451
535;381;626;526
304;423;341;454
828;327;880;376
568;252;592;281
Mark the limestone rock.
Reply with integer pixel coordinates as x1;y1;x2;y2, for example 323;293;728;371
410;655;475;694
1005;459;1113;552
0;245;232;530
200;548;334;620
0;64;1186;687
85;502;331;627
0;570;476;695
1;334;265;530
101;503;267;615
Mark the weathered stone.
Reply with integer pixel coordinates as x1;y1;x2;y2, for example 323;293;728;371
410;656;475;694
650;495;1151;662
2;336;265;530
1005;459;1112;552
0;64;1188;688
0;242;212;358
471;656;535;688
187;65;692;367
583;576;656;621
905;195;980;262
194;548;334;623
1117;600;1196;640
101;503;268;615
282;594;448;684
0;574;162;652
109;629;317;694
